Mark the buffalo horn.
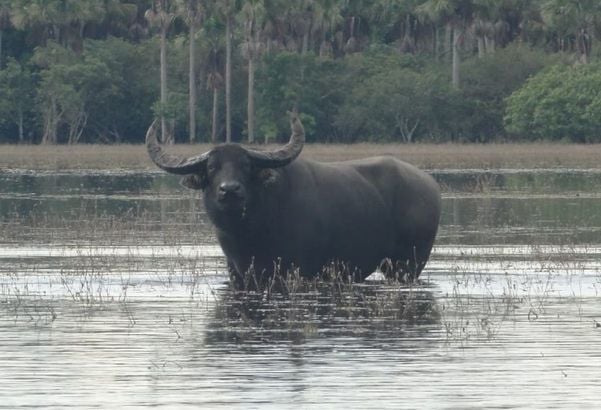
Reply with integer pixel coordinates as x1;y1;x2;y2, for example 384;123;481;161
246;111;305;168
146;120;210;175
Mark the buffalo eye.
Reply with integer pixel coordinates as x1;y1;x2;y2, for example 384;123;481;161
180;174;206;190
207;163;217;173
257;168;278;186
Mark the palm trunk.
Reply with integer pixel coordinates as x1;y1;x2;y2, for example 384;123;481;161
452;26;460;89
444;22;452;64
302;32;309;54
54;25;61;44
160;27;170;143
433;25;438;59
477;36;485;58
247;54;255;143
485;36;495;54
225;16;232;143
399;14;414;53
577;30;591;64
189;19;197;143
0;30;3;69
17;107;24;143
211;86;219;144
43;98;59;145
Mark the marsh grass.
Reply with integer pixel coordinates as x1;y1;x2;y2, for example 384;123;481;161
2;195;597;346
436;242;601;344
2;238;597;347
3;142;601;170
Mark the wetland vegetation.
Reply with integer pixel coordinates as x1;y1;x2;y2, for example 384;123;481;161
3;142;601;171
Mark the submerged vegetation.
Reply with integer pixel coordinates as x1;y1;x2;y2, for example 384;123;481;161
2;234;599;347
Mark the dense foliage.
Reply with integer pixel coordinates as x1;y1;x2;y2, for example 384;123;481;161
0;0;600;144
505;63;601;142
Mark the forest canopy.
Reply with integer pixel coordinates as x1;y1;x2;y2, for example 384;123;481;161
0;0;600;144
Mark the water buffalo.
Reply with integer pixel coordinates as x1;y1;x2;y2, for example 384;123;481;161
147;112;441;286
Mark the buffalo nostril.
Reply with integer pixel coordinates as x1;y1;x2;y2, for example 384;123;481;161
219;181;242;194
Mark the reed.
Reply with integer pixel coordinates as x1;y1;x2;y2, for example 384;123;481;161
2;142;601;170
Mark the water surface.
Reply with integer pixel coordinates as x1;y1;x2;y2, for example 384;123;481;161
1;169;600;408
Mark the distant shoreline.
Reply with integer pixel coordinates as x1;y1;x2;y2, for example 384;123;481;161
1;143;601;171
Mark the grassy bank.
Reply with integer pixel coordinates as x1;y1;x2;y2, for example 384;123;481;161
1;142;601;170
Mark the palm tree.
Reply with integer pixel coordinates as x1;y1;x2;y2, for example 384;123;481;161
145;0;176;143
287;0;314;54
64;0;105;53
176;0;204;143
370;0;422;54
225;9;232;143
471;0;513;57
212;0;241;143
12;0;105;52
201;12;226;143
541;0;601;64
207;69;223;143
312;0;343;58
417;0;477;88
96;1;142;42
240;0;265;143
0;0;10;68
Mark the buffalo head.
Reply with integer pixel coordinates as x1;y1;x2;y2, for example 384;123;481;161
146;112;305;226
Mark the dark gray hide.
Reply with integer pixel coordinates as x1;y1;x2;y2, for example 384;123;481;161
147;113;441;285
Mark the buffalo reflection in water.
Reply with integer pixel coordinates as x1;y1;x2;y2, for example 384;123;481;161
203;276;441;345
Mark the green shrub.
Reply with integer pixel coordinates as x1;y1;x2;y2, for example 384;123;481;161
460;44;564;141
335;49;462;142
504;62;601;142
255;52;344;143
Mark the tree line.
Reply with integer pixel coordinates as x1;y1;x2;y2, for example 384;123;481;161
1;0;601;145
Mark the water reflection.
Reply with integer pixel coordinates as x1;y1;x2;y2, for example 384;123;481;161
206;282;440;345
3;169;601;246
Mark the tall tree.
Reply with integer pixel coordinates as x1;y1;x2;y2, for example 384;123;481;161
287;0;314;54
417;0;478;88
471;0;517;57
145;0;176;143
31;42;74;144
541;0;601;64
0;0;10;68
11;0;104;52
202;13;225;143
95;1;142;42
214;0;240;143
0;58;33;142
370;0;422;54
240;0;265;143
312;0;343;58
207;69;223;143
176;0;204;143
225;6;232;142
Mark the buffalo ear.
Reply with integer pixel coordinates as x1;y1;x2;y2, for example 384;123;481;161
180;173;207;190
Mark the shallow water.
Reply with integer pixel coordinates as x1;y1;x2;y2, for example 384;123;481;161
1;169;601;408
